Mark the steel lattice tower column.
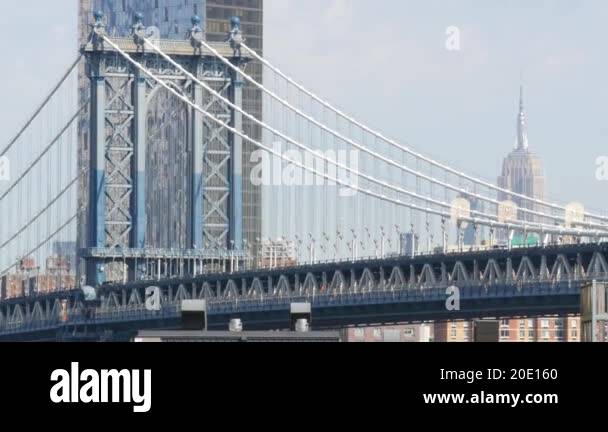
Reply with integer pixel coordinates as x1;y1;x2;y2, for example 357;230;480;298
82;15;249;286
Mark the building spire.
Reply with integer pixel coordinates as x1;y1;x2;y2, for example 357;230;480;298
516;83;529;150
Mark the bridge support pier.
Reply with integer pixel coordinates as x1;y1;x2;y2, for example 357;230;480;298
80;14;252;287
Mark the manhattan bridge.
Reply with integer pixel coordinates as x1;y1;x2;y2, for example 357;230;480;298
0;13;607;340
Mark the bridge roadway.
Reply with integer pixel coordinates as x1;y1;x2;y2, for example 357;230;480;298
1;243;607;341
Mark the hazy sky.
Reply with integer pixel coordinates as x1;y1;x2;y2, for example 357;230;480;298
1;0;606;212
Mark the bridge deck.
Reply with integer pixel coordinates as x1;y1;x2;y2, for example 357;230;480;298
1;243;607;340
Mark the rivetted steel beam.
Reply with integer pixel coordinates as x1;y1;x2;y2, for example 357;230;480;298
88;68;107;286
229;64;244;250
191;71;204;250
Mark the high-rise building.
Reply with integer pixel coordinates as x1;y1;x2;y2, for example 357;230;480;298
463;197;486;246
400;232;419;257
77;0;263;257
497;86;546;224
258;239;297;269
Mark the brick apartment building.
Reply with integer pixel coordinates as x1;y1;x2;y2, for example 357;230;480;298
434;317;580;342
343;324;432;343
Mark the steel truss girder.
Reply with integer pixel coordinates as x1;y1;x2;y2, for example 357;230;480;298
202;80;232;249
103;72;135;249
3;245;608;335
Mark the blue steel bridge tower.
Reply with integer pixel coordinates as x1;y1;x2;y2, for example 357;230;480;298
78;1;264;279
82;13;248;286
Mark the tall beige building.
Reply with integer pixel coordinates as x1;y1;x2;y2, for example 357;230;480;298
497;86;546;224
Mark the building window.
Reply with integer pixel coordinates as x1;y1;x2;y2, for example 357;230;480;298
384;329;400;342
571;320;578;329
541;319;549;328
501;319;509;326
403;328;415;338
354;328;364;340
373;328;383;340
500;329;510;338
555;319;564;340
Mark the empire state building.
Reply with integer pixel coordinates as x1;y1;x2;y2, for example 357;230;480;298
497;87;546;223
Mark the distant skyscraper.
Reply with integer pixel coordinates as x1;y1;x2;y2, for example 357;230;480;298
80;0;206;38
400;232;419;257
77;0;263;258
497;86;546;225
463;197;486;246
52;241;78;272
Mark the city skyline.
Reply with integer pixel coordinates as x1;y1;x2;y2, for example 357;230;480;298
3;7;608;415
0;0;606;346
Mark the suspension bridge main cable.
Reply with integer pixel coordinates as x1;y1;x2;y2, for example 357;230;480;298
0;212;78;277
144;38;515;229
194;39;604;228
0;172;81;251
0;54;82;158
0;102;88;204
240;43;608;224
143;37;608;234
103;36;605;239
